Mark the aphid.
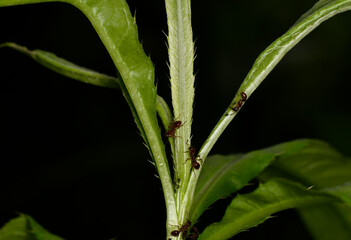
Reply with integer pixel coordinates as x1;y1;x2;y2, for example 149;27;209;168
241;92;247;101
165;120;183;138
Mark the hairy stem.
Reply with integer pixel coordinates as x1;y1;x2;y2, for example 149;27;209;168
165;0;195;237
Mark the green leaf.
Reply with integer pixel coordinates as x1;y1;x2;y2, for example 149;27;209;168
198;178;345;240
196;0;351;178
190;139;314;222
0;214;64;240
261;139;351;202
0;0;161;165
259;139;351;239
0;42;120;89
298;203;351;240
0;43;173;139
0;0;177;227
0;42;173;175
184;0;351;223
234;0;351;102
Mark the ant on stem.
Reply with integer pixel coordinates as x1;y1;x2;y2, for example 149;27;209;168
186;145;201;170
165;120;184;138
186;226;199;240
227;91;248;115
171;220;192;237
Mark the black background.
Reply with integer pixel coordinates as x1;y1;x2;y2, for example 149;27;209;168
0;0;351;239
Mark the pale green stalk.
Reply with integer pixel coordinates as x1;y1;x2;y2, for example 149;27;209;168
165;0;195;233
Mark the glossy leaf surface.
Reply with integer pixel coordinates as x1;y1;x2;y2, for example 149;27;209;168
198;178;347;240
261;139;351;202
190;139;314;222
0;214;64;240
260;139;351;239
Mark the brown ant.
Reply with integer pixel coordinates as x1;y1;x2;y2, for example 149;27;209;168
186;226;199;240
180;220;192;233
188;146;197;160
192;159;201;170
237;99;243;107
186;146;201;170
171;220;192;237
165;120;183;138
227;91;248;115
241;91;247;101
231;105;240;112
228;101;239;112
171;230;180;237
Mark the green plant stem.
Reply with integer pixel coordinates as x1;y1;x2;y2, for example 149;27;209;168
206;0;351;165
165;0;195;235
183;111;235;224
184;0;351;226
